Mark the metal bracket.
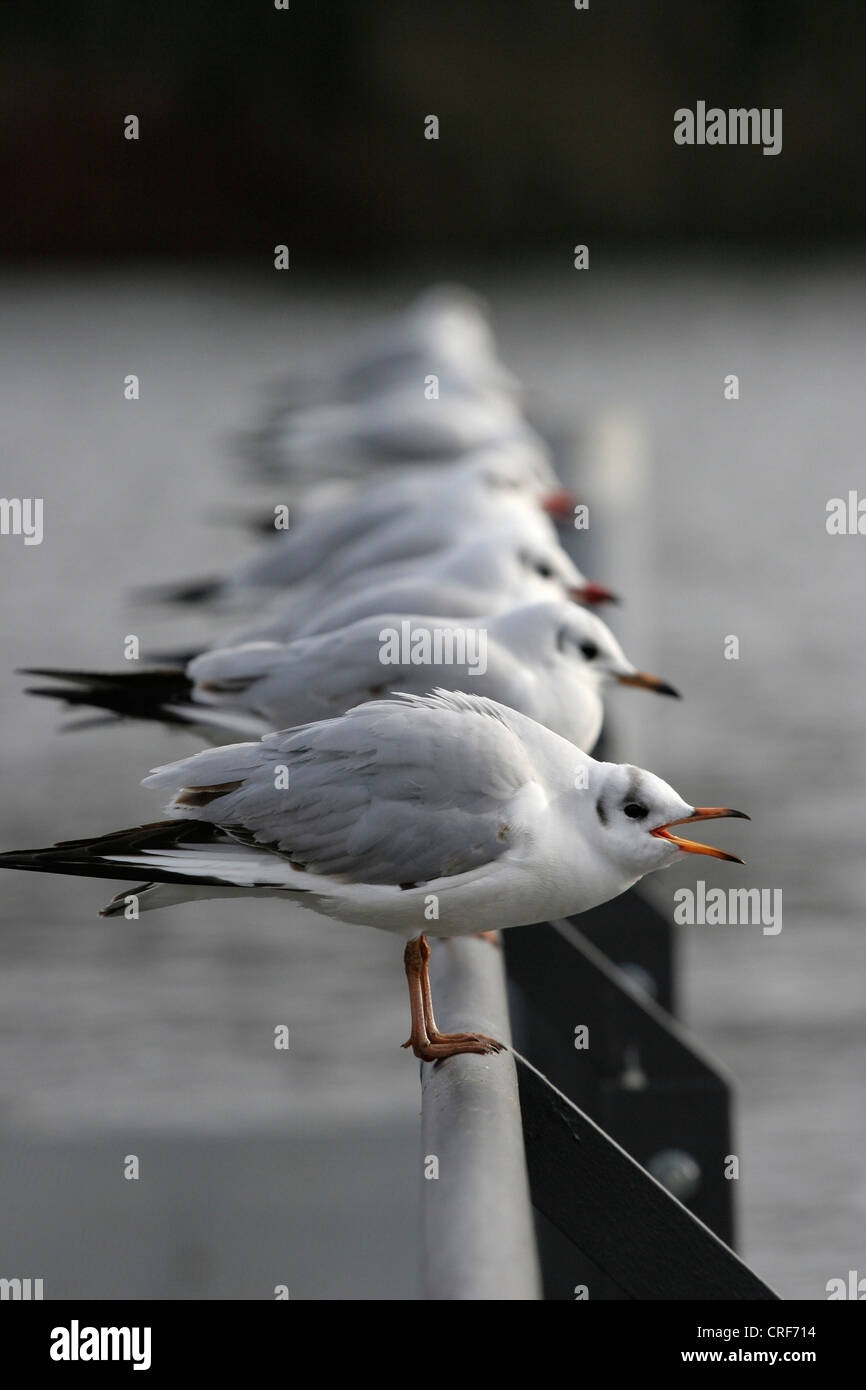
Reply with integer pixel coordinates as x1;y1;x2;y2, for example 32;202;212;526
513;1050;779;1300
505;917;748;1297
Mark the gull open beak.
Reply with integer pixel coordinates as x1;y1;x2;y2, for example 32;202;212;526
617;671;681;698
541;489;580;521
570;582;620;607
651;807;750;863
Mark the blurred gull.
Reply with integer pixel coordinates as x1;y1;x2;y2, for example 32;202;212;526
245;286;524;480
156;443;578;608
266;385;529;478
226;529;616;645
317;285;521;403
25;600;678;746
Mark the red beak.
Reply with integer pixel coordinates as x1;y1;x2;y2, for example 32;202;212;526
650;807;750;863
570;582;620;607
541;489;580;522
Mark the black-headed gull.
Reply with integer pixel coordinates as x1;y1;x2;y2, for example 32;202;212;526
25;600;678;746
244;286;522;477
245;287;526;481
225;530;616;648
152;445;577;608
321;285;522;404
249;382;532;482
0;691;747;1061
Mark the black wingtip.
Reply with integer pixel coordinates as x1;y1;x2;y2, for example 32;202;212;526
132;577;224;606
0;820;227;888
144;650;200;669
21;667;194;726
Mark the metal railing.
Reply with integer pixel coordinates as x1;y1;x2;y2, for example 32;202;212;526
420;936;541;1300
418;916;778;1301
416;416;779;1301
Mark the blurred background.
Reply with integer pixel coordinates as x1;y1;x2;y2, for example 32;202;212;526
0;1;864;1299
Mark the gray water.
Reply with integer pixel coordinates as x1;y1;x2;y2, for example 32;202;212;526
0;263;863;1298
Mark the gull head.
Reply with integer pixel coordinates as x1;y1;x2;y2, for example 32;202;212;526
439;534;575;596
516;541;586;594
513;544;618;607
495;602;679;698
437;533;616;608
451;443;567;508
590;763;749;874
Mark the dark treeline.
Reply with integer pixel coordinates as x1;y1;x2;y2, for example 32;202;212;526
1;0;862;261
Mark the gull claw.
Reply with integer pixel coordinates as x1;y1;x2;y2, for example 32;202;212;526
405;1030;507;1062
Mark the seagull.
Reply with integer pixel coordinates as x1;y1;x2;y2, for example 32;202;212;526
125;532;615;678
224;530;616;647
244;397;533;490
322;285;522;404
24;600;678;746
247;286;520;437
0;691;747;1061
234;438;575;540
151;445;578;608
244;287;526;481
249;379;532;483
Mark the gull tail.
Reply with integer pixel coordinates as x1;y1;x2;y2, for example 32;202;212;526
21;666;196;728
22;666;268;739
0;820;305;916
206;507;287;537
132;576;225;605
145;650;202;668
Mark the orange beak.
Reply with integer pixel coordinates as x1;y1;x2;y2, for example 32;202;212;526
541;489;580;521
570;582;619;606
650;807;750;863
617;670;681;698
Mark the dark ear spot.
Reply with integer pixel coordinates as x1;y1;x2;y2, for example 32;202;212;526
595;797;608;826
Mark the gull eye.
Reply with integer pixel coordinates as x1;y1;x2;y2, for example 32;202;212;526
535;562;554;579
624;802;648;820
580;641;599;660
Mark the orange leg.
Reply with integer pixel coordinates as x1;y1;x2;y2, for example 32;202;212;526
475;930;501;948
401;934;506;1062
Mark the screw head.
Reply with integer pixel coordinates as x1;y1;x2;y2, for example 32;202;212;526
647;1148;702;1202
619;961;658;999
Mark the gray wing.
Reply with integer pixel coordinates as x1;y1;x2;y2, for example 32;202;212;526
143;691;538;886
221;554;434;646
288;579;493;640
227;580;492;645
188;616;508;727
188;626;400;726
228;496;409;594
